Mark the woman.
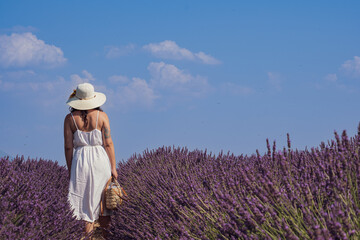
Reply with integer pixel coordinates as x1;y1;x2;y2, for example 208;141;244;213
64;82;118;238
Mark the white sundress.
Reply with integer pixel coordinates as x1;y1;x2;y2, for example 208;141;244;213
68;110;112;222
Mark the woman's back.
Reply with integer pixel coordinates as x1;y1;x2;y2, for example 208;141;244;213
70;110;103;148
70;109;102;133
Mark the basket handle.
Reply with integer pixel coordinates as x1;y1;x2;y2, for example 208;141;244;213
112;177;129;201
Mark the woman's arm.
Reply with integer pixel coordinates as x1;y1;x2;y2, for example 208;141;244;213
64;115;74;179
101;112;118;179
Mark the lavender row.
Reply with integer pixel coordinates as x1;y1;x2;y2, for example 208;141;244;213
1;126;359;239
109;129;360;239
0;156;83;239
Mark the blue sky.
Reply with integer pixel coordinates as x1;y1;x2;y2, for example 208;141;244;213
1;1;360;166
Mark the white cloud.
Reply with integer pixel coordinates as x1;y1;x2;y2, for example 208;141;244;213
82;70;95;81
267;72;282;91
341;56;360;77
108;75;129;84
143;40;220;65
70;70;95;85
0;32;66;68
194;51;221;65
117;77;158;107
0;68;157;109
325;73;337;82
148;61;210;96
148;61;192;87
144;40;194;60
105;44;135;59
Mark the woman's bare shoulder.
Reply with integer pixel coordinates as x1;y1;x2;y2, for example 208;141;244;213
64;113;72;122
98;111;109;128
99;111;109;120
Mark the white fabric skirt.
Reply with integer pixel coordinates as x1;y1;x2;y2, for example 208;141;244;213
68;145;112;222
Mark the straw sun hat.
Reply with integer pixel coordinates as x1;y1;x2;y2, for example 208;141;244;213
66;83;106;110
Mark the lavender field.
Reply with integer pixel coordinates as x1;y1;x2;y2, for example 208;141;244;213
1;128;360;239
0;157;83;239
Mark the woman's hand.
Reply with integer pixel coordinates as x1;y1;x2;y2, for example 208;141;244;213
111;168;118;179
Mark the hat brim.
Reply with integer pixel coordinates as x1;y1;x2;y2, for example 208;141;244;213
66;92;106;110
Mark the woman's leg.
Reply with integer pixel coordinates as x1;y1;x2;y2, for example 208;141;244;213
84;221;94;236
98;216;111;238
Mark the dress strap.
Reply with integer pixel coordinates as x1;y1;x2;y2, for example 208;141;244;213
95;110;100;129
70;112;79;130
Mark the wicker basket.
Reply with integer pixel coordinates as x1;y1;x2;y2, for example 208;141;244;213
105;178;127;210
